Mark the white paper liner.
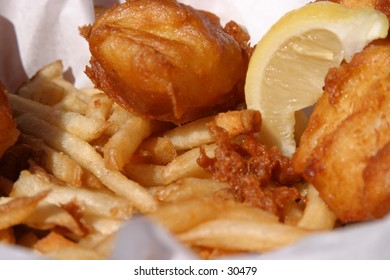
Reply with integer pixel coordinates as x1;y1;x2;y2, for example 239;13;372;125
0;0;388;260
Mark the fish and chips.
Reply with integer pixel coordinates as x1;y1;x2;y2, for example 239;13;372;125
0;0;389;259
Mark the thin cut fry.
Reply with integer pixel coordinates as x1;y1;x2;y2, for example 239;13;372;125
103;116;151;171
104;104;133;136
163;110;261;150
51;78;90;114
34;231;105;259
148;199;220;233
82;215;122;236
85;93;113;120
80;170;108;190
46;247;105;260
34;231;77;254
24;202;87;237
150;177;231;202
51;78;92;104
78;232;116;258
0;191;49;230
16;114;157;213
22;135;107;190
21;135;84;186
125;145;214;187
297;184;337;230
10;93;106;142
133;136;176;165
218;203;279;224
12;170;133;219
16;61;64;104
179;219;309;253
150;196;279;234
80;88;104;96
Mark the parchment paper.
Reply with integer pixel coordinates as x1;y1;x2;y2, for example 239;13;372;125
1;0;389;260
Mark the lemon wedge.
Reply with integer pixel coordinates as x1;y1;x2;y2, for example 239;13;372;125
245;2;389;157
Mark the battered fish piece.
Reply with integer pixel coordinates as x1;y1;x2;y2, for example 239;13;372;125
83;0;250;124
0;83;19;158
293;39;390;222
318;0;390;21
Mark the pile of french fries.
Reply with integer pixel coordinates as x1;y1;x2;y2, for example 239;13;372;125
0;61;337;259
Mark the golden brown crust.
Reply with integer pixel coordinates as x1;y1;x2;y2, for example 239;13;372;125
293;40;390;222
376;0;390;22
318;0;390;21
84;0;250;124
363;141;390;218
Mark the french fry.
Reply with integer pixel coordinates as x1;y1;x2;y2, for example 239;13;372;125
150;177;231;202
34;231;77;254
50;78;90;114
150;194;279;235
297;184;337;230
124;145;214;187
163;110;261;150
217;202;279;224
12;170;133;219
23;202;87;237
46;247;105;260
34;231;105;260
78;232;116;258
133;136;177;165
283;200;305;227
82;215;122;236
22;134;107;190
16;61;65;105
53;91;88;114
80;170;108;190
21;135;84;186
16;61;94;115
148;198;220;233
51;78;92;104
88;233;116;258
41;150;83;188
103;115;152;171
179;219;309;253
213;110;261;137
85;93;113;121
80;88;105;96
10;93;106;142
104;104;133;136
0;191;49;230
15;114;157;213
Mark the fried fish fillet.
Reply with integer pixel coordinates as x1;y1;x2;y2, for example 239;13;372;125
83;0;250;124
320;0;390;20
293;39;390;222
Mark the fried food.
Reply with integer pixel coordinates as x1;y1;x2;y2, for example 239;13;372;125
322;0;390;20
82;0;250;124
293;39;390;222
0;83;19;158
198;125;303;220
